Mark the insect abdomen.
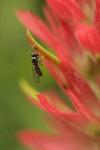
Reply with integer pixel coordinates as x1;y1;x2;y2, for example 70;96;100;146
35;65;43;76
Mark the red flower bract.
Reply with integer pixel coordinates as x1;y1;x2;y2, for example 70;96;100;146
17;0;100;150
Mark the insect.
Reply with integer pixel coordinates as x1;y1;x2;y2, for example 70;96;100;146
31;46;43;83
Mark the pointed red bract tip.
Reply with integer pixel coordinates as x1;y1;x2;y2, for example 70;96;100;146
17;9;58;50
94;0;100;34
46;0;88;22
75;23;100;55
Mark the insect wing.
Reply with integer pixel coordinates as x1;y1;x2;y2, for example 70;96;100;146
32;64;40;83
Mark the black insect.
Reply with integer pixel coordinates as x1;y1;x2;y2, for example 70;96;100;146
31;48;43;82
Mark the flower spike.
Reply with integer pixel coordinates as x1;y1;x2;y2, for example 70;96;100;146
17;0;100;150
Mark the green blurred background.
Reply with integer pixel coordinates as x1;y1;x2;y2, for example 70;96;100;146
0;0;59;149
